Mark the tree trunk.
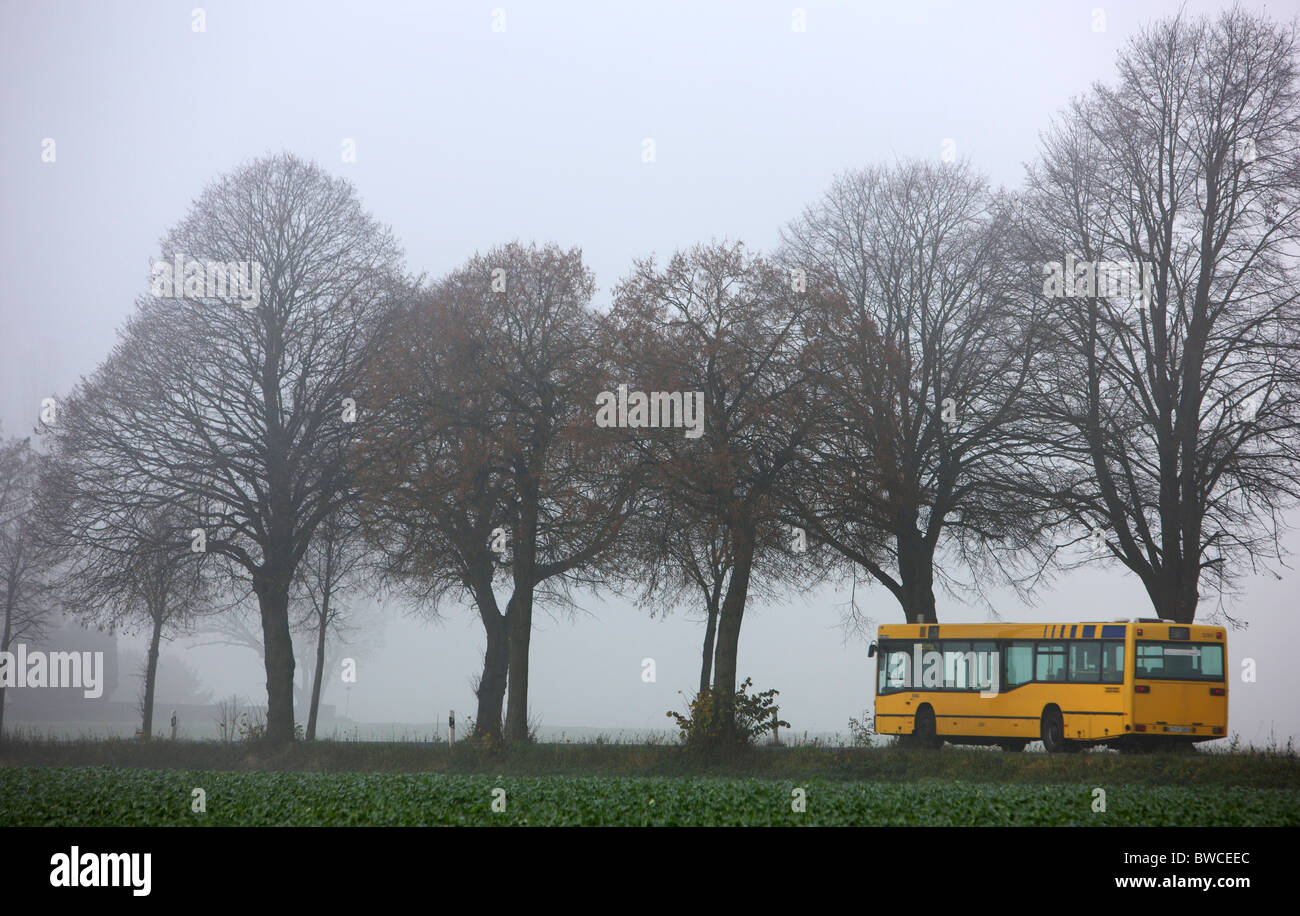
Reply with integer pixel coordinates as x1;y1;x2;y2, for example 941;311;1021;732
259;329;298;744
504;587;535;742
473;593;510;741
1173;572;1198;625
900;568;937;624
306;596;329;740
255;571;296;744
711;523;756;741
699;586;721;696
505;486;539;743
1150;572;1198;625
140;610;163;740
897;525;938;624
1170;504;1202;625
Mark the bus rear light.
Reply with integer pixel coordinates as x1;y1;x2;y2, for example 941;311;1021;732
1135;724;1147;732
1213;727;1224;735
1217;632;1223;639
1210;688;1225;696
1136;628;1143;635
1135;685;1150;693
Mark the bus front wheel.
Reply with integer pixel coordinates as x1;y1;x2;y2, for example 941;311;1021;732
1040;708;1078;754
912;706;942;749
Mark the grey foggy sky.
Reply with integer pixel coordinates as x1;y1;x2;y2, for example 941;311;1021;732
2;0;1297;742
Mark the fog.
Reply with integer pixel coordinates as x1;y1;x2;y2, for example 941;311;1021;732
2;0;1296;744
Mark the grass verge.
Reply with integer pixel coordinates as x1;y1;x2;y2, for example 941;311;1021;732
2;737;1299;788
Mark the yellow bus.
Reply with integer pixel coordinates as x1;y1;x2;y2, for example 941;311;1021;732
869;620;1227;753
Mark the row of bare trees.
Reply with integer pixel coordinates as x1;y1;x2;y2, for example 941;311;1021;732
5;7;1296;745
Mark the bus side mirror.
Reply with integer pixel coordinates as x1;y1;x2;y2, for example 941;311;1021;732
868;642;877;658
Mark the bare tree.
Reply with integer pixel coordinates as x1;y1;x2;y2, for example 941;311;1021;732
0;432;56;742
355;242;642;742
1021;8;1300;623
41;154;404;741
35;478;212;740
604;241;821;736
293;504;372;739
779;162;1054;625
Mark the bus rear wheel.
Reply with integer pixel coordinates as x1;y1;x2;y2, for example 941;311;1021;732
1040;708;1078;754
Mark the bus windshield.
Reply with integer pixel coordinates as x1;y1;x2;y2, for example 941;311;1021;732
1134;641;1225;681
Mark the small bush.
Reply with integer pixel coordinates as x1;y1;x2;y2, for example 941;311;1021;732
667;678;790;760
847;710;874;747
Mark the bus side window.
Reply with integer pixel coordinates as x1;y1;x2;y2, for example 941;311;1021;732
1036;642;1066;682
1102;642;1125;683
1006;642;1034;687
1069;641;1101;682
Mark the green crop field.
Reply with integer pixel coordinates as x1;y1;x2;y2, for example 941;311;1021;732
3;766;1298;826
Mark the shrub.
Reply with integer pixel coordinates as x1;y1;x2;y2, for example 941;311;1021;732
667;678;790;759
237;710;264;743
847;710;874;747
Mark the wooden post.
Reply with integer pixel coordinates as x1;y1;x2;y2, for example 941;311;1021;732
449;709;455;745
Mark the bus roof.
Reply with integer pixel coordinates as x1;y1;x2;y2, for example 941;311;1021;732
876;621;1226;640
